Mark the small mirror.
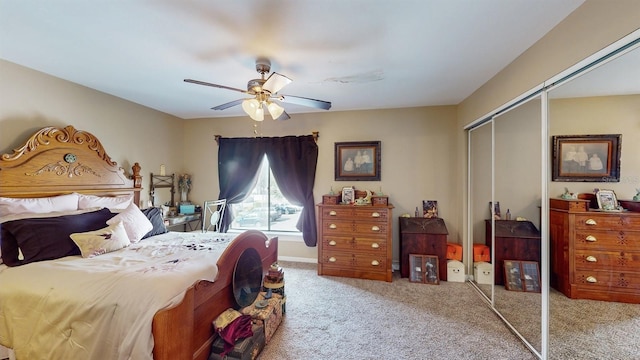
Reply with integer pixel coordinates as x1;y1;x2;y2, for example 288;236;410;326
232;248;263;307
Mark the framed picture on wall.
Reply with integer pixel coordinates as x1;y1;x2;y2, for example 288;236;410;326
335;141;381;181
551;134;621;182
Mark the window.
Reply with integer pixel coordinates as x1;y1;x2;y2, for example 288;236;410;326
230;155;302;232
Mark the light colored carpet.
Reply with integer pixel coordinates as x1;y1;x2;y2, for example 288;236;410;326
258;261;536;360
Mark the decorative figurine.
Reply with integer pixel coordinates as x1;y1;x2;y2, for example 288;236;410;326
634;188;640;201
560;187;576;199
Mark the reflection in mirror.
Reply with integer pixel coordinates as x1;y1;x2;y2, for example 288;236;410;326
468;122;493;300
493;96;542;354
547;42;640;359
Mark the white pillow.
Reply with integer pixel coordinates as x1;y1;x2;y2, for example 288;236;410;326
0;193;79;216
106;202;153;243
70;221;131;258
78;194;133;211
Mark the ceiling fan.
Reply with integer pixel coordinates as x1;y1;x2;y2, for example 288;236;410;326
184;57;332;121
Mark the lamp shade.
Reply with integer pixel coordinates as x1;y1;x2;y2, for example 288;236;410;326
242;99;264;121
267;101;285;119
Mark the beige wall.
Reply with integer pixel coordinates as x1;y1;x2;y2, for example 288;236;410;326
183;106;459;263
0;59;185;207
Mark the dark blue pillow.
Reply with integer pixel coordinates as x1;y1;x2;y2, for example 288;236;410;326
1;208;114;267
141;207;168;239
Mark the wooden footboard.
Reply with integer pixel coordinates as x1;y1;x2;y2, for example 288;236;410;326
152;230;278;360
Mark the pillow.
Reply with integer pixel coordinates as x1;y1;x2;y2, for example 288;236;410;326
78;194;133;211
0;208;114;267
70;221;130;258
0;207;102;224
141;207;168;239
106;203;153;243
0;193;79;216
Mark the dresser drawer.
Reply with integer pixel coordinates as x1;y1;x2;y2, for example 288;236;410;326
319;250;388;271
574;249;640;272
573;269;640;292
321;235;387;252
321;220;389;236
320;206;388;222
351;207;389;222
574;213;640;231
573;230;640;251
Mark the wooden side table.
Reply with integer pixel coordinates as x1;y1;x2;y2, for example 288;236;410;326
485;220;541;285
399;217;448;281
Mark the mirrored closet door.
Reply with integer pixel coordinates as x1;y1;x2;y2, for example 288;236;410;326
467;29;640;360
545;34;640;360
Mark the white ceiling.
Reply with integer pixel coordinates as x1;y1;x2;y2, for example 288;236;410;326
0;0;587;120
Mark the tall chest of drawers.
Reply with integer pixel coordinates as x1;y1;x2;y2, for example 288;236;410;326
550;198;640;303
317;204;394;282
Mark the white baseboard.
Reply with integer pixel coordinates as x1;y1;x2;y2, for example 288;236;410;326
278;256;317;263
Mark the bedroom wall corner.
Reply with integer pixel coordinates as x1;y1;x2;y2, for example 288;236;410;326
0;59;186;207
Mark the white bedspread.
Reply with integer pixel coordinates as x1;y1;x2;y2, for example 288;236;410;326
0;231;237;360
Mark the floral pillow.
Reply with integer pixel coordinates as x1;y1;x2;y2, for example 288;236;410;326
70;221;130;258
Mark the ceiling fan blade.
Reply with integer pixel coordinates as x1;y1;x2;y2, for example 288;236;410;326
263;72;292;94
184;79;248;94
212;98;245;110
275;110;290;121
279;94;332;110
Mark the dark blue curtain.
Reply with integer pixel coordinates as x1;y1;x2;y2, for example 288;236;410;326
217;135;318;246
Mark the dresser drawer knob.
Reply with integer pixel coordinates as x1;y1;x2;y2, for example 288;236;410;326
329;240;337;246
329;210;337;216
329;257;337;263
585;235;597;242
585;219;597;225
586;276;597;283
329;223;337;229
371;243;380;249
371;212;380;218
371;225;380;231
371;260;380;266
585;255;597;262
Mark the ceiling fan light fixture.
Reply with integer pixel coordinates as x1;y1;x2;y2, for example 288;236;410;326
242;98;264;121
267;101;285;119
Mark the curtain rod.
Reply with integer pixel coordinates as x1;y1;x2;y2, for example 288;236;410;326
214;131;319;145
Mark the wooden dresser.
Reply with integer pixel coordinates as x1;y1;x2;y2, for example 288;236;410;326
317;203;394;282
550;198;640;303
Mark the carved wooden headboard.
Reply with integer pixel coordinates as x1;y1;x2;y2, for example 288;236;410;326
0;125;142;204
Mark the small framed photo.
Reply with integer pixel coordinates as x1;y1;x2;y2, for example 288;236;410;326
409;254;440;285
341;186;355;204
596;189;618;211
551;134;621;182
422;200;438;218
504;260;540;292
335;141;381;181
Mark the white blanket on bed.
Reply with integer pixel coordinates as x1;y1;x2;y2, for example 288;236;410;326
0;231;236;360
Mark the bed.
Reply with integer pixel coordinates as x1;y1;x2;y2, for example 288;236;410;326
0;125;278;360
